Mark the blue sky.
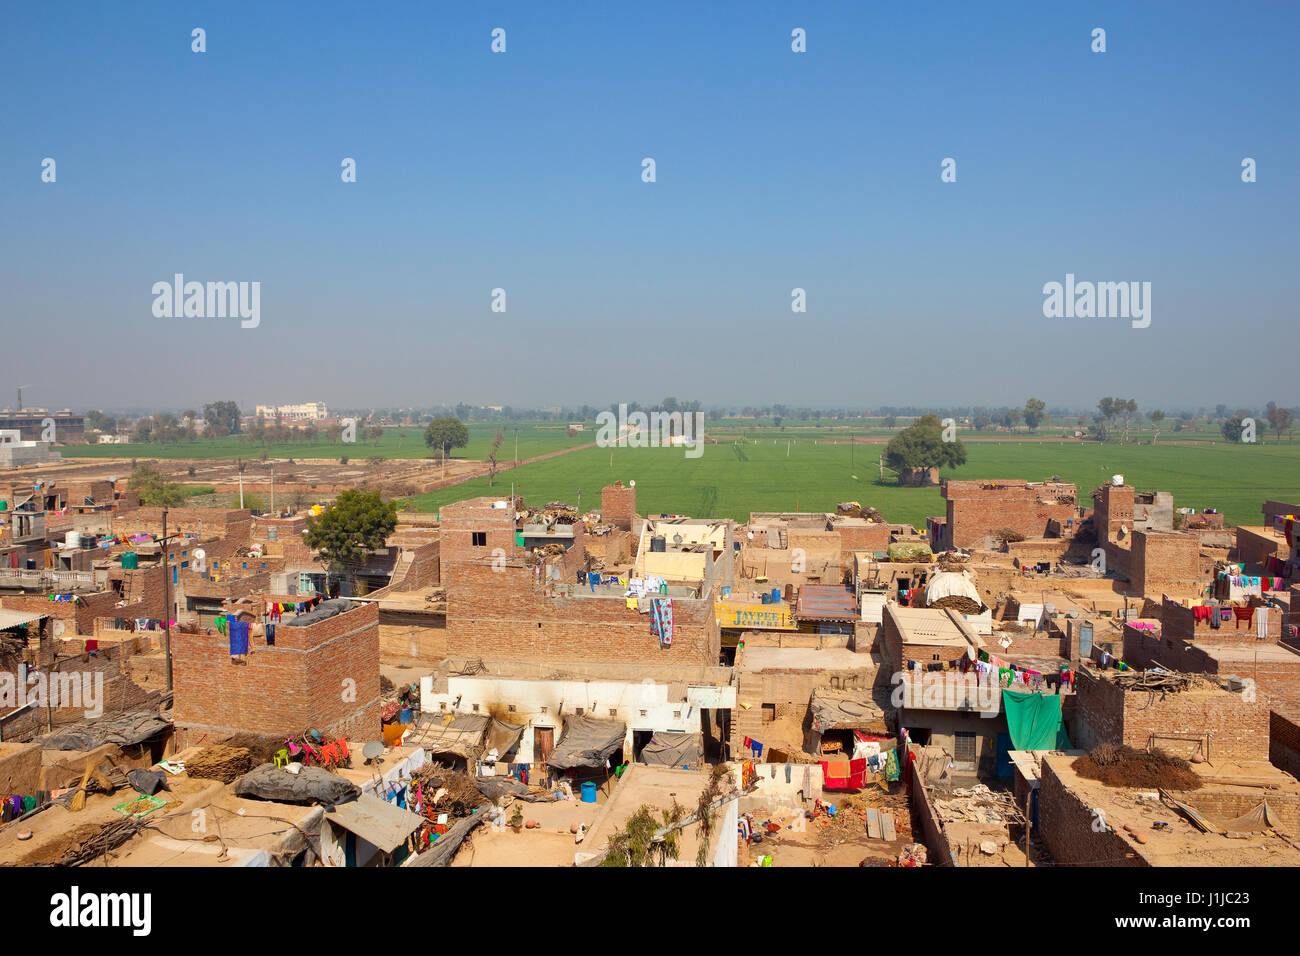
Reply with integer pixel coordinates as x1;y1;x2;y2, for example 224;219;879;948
2;1;1296;413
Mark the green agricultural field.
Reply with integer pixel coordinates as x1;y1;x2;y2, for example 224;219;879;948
61;422;588;463
402;437;1300;528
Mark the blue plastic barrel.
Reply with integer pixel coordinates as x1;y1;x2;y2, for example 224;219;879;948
399;707;412;723
580;781;597;803
771;588;781;603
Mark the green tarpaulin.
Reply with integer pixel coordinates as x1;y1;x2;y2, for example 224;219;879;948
1002;690;1072;751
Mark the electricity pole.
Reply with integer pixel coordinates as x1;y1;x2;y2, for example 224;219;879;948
161;508;175;693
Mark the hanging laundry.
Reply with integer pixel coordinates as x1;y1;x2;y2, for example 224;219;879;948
228;620;251;661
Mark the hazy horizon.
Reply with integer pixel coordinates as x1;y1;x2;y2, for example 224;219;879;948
4;1;1296;410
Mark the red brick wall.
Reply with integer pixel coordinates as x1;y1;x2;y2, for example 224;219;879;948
445;562;719;666
439;497;522;571
1270;712;1300;778
400;540;441;590
942;480;1078;550
1236;527;1285;569
1094;484;1134;545
836;522;891;555
110;566;169;622
1131;531;1202;595
0;639;162;742
172;602;380;744
601;482;637;532
252;515;309;542
114;508;251;546
1072;667;1269;761
1037;759;1147;867
276;534;327;572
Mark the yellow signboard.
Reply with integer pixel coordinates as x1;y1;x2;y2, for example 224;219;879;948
716;603;795;630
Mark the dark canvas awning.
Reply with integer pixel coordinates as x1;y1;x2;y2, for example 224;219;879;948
547;715;626;770
638;732;702;767
39;712;171;751
405;714;524;762
405;714;489;759
484;717;524;757
809;690;888;735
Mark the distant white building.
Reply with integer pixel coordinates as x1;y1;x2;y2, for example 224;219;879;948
0;429;61;466
255;402;328;422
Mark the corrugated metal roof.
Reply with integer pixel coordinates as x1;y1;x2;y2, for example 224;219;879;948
796;585;858;622
0;609;49;630
325;794;424;854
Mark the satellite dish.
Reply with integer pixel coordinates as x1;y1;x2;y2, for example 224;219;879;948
362;741;385;761
53;621;65;637
629;480;635;487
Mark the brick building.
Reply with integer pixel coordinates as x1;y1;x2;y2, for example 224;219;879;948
939;479;1079;551
440;496;721;668
1071;666;1269;762
1128;530;1203;596
172;600;380;748
601;481;637;532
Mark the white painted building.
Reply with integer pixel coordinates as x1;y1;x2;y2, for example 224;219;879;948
0;430;61;466
419;674;735;766
255;402;329;422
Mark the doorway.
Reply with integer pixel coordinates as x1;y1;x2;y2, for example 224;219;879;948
632;729;654;761
533;726;554;765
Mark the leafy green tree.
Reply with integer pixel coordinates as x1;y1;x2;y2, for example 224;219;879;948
85;409;117;433
1221;414;1250;443
303;489;398;587
600;802;685;867
203;400;242;435
128;463;186;507
884;414;966;478
1023;398;1047;431
1266;402;1293;443
424;417;470;458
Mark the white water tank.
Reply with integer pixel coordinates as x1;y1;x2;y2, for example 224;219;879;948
1110;474;1124;486
65;531;82;549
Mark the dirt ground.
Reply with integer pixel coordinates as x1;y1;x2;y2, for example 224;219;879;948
1073;744;1202;791
450;786;616;867
741;786;916;866
5;455;485;503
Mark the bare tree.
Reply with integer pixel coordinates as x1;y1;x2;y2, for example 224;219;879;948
487;429;505;487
